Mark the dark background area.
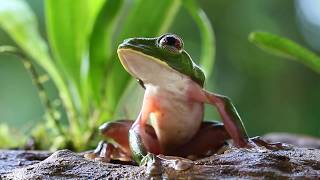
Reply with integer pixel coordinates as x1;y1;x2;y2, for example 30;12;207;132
1;0;320;138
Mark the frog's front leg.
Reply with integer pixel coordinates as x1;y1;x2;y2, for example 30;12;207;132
200;91;287;150
188;85;286;150
189;86;249;147
204;91;250;147
129;96;161;164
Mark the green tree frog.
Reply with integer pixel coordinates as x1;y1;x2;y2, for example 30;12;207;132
86;34;283;168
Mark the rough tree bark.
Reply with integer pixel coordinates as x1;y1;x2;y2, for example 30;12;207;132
1;133;320;179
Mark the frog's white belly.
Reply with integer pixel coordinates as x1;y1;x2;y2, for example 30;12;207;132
145;84;204;152
118;48;204;151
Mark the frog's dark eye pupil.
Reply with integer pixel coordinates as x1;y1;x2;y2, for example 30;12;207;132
165;36;177;46
159;34;183;53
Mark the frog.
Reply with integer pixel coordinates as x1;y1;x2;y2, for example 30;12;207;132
86;33;284;170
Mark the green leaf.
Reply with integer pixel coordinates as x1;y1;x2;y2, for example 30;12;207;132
119;0;181;39
183;0;215;79
249;31;320;73
45;3;90;88
46;0;83;80
89;0;124;105
0;0;78;140
103;0;182;117
0;0;52;72
45;0;107;116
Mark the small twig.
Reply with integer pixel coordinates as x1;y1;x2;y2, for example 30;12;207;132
0;46;66;137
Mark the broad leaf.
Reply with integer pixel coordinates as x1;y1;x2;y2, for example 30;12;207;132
249;31;320;73
0;0;52;73
89;0;124;105
184;0;215;79
45;0;104;99
0;0;78;140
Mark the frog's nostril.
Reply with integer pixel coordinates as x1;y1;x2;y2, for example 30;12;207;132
124;38;135;44
123;38;131;43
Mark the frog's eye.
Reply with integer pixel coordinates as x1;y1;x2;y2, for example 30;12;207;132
158;34;183;53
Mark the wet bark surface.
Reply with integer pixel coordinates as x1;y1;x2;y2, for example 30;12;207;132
1;133;320;179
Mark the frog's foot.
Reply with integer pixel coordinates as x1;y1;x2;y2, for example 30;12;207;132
156;154;194;171
249;136;291;150
84;141;132;162
141;153;164;176
141;153;194;176
84;141;113;162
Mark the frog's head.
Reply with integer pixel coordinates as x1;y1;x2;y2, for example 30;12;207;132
117;34;205;87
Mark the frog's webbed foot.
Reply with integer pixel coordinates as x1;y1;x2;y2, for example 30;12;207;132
141;153;163;176
141;153;194;176
249;136;292;150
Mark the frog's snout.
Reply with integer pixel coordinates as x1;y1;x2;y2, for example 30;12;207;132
118;38;134;49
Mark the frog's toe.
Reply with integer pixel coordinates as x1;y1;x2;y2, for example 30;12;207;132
142;154;195;176
249;136;292;150
142;153;164;176
84;140;133;163
156;154;194;171
172;159;193;171
84;141;112;162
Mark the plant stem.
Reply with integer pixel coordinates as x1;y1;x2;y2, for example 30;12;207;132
0;46;66;138
22;59;66;136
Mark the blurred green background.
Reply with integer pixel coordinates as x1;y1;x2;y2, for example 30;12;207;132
1;0;320;141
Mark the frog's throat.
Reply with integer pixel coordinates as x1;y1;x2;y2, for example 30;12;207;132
117;48;172;79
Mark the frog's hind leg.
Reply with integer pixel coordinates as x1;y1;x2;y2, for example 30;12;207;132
172;121;231;158
85;120;134;162
99;120;133;154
